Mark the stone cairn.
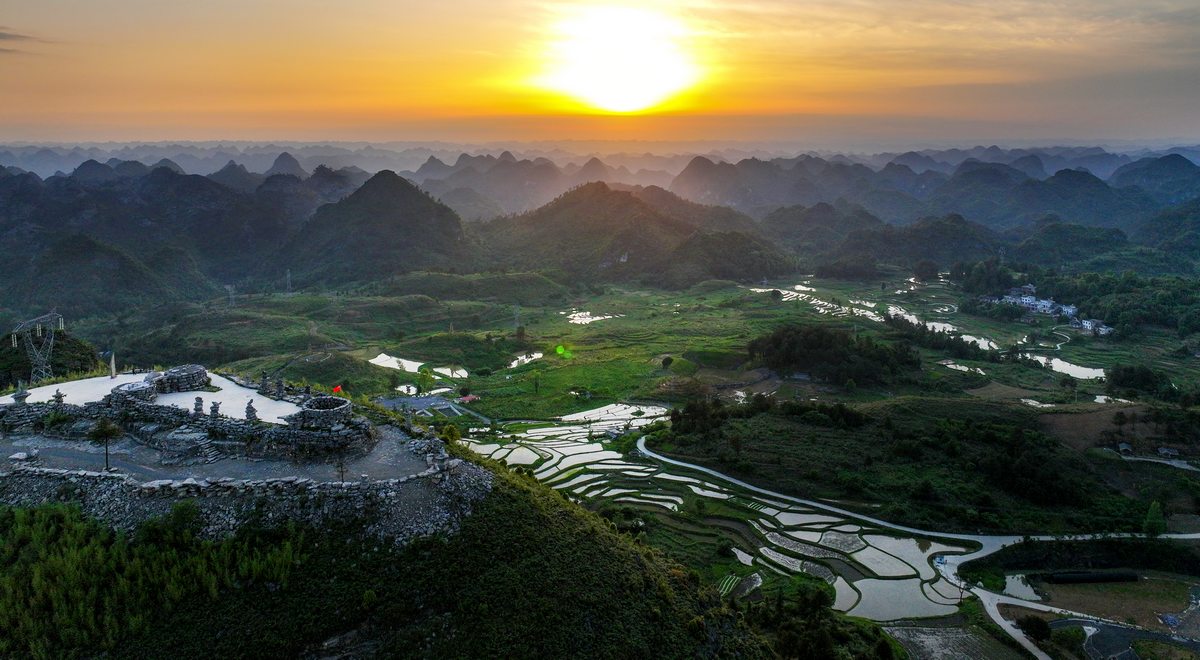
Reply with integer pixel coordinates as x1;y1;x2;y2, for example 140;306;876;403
52;389;65;407
245;400;258;423
193;397;204;417
209;401;221;419
12;381;29;406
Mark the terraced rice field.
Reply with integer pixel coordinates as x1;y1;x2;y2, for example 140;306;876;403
464;403;975;621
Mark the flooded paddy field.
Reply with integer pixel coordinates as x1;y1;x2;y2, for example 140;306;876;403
465;402;980;621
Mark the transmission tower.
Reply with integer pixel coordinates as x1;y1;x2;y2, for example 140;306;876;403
12;311;64;383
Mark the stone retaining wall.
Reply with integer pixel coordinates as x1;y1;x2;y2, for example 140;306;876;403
153;364;210;393
0;442;493;543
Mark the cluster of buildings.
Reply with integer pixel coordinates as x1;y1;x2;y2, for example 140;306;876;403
985;284;1114;336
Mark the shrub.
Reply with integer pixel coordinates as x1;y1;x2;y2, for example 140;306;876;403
1016;615;1051;642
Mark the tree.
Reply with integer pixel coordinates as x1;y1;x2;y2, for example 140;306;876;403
1016;615;1051;642
1113;411;1127;433
1059;375;1077;401
439;422;462;445
716;539;734;557
89;418;122;471
1143;500;1167;536
913;479;937;501
335;448;348;482
913;260;939;282
417;368;436;395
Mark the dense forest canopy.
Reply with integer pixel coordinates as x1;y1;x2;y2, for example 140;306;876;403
747;324;921;386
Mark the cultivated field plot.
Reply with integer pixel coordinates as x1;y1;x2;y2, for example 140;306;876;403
883;625;1024;660
465;403;975;621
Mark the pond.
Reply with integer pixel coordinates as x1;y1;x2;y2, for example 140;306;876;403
509;352;543;368
368;353;425;373
940;360;986;375
563;310;623;324
848;578;960;620
1020;354;1106;379
1002;574;1041;601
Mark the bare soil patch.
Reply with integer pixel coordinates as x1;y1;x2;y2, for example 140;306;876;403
884;625;1023;660
967;382;1041;400
1033;573;1200;631
1038;405;1146;452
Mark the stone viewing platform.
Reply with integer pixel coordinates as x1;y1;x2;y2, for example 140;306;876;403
0;434;493;543
0;362;499;544
5;369;300;423
1;365;374;459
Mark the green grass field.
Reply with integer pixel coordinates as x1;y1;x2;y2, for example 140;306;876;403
69;270;1196;426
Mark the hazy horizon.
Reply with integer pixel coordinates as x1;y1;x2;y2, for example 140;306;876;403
4;0;1199;143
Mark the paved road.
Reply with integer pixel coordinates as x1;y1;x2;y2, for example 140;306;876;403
636;437;1200;659
1121;455;1200;473
1051;617;1200;660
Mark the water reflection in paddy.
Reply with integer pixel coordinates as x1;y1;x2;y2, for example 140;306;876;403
465;402;975;621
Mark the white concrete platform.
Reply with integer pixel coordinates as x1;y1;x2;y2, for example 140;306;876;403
5;372;301;424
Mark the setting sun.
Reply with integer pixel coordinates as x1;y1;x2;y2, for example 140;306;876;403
536;6;701;113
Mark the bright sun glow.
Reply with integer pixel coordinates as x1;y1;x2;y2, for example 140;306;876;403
537;6;700;113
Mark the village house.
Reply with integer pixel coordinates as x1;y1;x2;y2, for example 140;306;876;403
992;284;1107;332
1079;319;1115;336
999;286;1077;319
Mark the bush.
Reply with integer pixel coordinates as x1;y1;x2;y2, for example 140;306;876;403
438;423;462;445
1016;615;1051;642
42;410;73;429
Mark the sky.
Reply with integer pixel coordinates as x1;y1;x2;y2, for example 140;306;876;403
2;0;1199;145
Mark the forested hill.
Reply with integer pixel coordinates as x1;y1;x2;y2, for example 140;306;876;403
474;182;793;286
666;152;1200;231
0;462;895;658
1;149;1200;320
278;170;468;286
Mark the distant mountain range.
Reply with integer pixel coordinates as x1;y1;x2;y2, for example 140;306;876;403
4;143;1198;219
1;146;1199;320
669;155;1165;228
476;182;791;286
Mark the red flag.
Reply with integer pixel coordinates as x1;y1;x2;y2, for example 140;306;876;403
332;385;343;393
